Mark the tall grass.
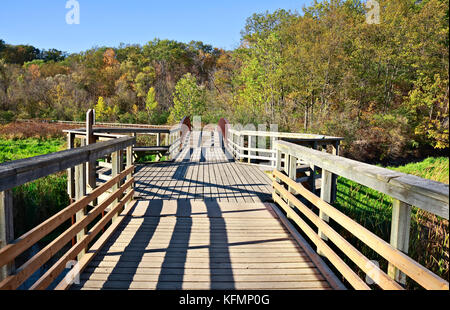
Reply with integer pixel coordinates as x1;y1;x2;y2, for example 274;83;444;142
0;138;65;162
333;157;449;289
0;137;69;238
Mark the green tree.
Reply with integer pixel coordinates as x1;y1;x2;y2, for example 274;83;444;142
145;87;159;118
95;96;108;121
169;73;206;123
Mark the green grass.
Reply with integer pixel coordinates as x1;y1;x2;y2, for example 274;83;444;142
0;138;65;162
388;157;449;184
0;138;69;238
333;157;449;289
136;154;168;163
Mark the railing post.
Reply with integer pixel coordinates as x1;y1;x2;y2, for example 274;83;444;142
331;141;340;203
0;189;14;280
239;133;244;162
288;155;297;195
111;150;121;222
388;199;412;285
86;110;97;196
75;159;86;260
309;141;318;194
156;133;161;147
126;145;134;206
276;149;282;174
317;164;333;256
248;135;254;164
270;124;278;168
67;132;75;203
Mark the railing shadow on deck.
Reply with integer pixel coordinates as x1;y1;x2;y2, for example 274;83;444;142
75;200;237;290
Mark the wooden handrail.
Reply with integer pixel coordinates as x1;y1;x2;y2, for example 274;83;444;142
0;136;135;193
273;179;403;290
0;165;134;269
274;141;449;219
272;156;449;290
30;189;134;290
0;169;134;290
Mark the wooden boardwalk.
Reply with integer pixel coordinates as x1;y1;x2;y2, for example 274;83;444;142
2;115;447;291
70;130;337;290
71;200;332;290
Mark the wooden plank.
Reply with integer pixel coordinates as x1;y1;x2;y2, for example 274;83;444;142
0;166;133;271
74;279;330;290
211;160;227;202
388;199;412;285
273;181;403;290
81;273;324;283
0;136;135;192
274;169;449;290
0;178;134;290
55;198;137;290
272;192;370;290
0;190;14;280
275;141;449;219
270;203;347;290
83;266;321;276
30;189;134;290
224;161;246;203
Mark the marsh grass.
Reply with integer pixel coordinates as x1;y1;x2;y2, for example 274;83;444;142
0;138;68;238
333;157;449;289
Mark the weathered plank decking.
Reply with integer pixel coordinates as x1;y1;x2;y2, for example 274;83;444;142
70;131;337;290
71;200;332;290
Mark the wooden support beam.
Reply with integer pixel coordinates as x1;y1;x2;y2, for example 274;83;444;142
318;146;332;247
67;132;75;202
156;133;161;147
74;161;86;261
126;146;134;206
0;190;14;281
331;142;340;203
388;199;412;285
248;136;255;164
86;110;97;195
317;166;333;256
111;150;121;221
309;141;318;194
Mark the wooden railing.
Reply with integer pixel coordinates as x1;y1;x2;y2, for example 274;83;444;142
64;114;191;164
272;140;449;290
222;121;343;169
0;133;135;290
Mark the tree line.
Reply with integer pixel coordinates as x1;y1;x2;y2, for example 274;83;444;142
0;0;448;162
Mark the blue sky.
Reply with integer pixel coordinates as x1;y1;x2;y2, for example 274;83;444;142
0;0;312;54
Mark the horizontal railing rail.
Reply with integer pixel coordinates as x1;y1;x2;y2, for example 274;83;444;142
223;123;343;170
273;140;449;290
0;136;134;193
275;141;449;218
0;131;136;289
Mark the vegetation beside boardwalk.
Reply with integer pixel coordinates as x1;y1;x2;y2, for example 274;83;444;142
0;134;69;238
333;157;449;289
1;0;448;164
0;121;448;288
